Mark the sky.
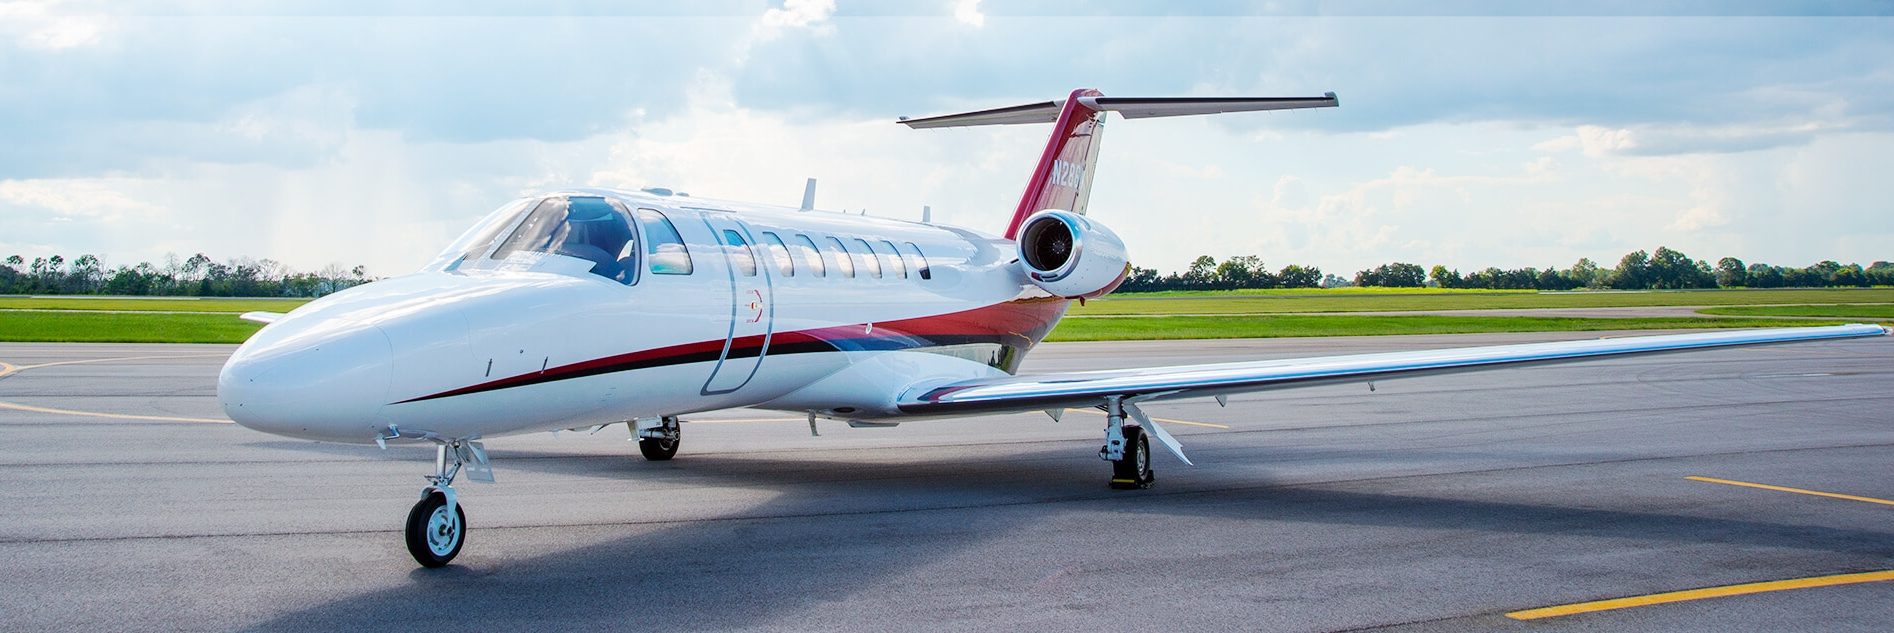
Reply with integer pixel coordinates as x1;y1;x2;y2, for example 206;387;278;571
2;0;1891;277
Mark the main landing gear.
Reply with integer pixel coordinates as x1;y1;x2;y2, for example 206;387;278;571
1099;395;1155;489
633;416;681;461
1098;394;1197;489
403;439;491;568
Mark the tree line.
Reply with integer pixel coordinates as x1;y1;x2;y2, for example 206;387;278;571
1120;255;1330;291
1120;247;1892;293
0;253;371;297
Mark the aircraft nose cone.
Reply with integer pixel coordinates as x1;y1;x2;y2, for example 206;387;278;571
219;324;393;442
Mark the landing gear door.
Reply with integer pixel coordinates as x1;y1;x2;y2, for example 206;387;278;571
701;216;773;394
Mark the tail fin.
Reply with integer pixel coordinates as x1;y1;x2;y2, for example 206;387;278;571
899;89;1339;239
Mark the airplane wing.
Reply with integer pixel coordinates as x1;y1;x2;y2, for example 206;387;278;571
898;324;1888;416
238;311;284;324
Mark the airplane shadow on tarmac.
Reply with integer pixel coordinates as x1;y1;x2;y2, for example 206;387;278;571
238;438;1894;632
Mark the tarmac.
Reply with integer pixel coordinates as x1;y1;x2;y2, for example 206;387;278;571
1;332;1890;631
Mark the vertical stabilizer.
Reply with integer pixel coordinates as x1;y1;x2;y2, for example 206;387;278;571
1005;88;1106;238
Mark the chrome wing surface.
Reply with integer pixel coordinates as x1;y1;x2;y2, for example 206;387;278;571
897;324;1888;416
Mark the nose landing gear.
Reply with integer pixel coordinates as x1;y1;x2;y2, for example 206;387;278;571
403;439;490;568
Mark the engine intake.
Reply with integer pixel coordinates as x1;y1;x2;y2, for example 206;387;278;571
1016;210;1129;299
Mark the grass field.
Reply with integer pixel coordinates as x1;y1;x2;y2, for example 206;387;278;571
0;289;1885;343
0;297;309;313
1045;315;1843;341
1072;287;1894;316
1697;304;1894;319
0;311;266;343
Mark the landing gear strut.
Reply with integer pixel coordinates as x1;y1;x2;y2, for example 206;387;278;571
403;439;490;568
635;416;681;461
1099;395;1154;489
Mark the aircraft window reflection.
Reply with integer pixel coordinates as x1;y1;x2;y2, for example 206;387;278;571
825;236;855;278
489;196;639;284
903;242;932;280
879;240;907;279
792;234;825;277
853;238;882;278
759;231;794;277
723;230;758;277
638;209;694;275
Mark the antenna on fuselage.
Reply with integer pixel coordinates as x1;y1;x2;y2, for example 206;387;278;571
799;178;817;211
922;205;932;223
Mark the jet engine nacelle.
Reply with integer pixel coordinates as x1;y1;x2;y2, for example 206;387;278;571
1015;210;1130;299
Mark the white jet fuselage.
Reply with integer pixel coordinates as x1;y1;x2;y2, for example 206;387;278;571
219;190;1069;444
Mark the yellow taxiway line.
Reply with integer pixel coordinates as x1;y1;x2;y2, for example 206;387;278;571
0;353;233;423
1506;570;1894;620
1063;407;1231;429
0;400;230;423
1685;476;1894;506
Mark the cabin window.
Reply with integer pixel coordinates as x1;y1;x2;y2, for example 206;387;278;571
902;242;931;280
852;238;882;278
792;234;825;277
722;230;758;277
488;196;639;284
637;209;693;275
825;236;855;278
878;240;907;279
758;231;794;277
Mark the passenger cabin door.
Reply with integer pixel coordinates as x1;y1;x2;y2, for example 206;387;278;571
700;215;774;394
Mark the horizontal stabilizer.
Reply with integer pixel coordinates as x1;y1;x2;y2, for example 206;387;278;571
239;311;283;324
898;93;1338;128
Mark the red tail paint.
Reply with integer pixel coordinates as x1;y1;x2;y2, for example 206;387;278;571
1004;88;1105;239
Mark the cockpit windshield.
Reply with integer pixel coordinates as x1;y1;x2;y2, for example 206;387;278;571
483;196;640;284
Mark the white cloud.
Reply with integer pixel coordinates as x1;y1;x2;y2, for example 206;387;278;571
755;0;837;41
0;0;111;50
952;0;986;27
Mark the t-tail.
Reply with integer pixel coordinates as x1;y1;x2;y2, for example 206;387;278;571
899;88;1339;238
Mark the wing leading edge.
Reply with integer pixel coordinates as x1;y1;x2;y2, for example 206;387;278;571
898;324;1888;416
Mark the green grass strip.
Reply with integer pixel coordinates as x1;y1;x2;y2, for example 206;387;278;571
1698;304;1894;319
1046;315;1842;342
0;297;310;313
1075;288;1894;316
0;311;265;343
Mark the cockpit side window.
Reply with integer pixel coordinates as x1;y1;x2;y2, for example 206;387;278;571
488;196;639;284
638;209;694;275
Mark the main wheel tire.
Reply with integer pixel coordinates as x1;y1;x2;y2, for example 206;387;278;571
404;491;466;568
1108;426;1155;490
639;436;678;461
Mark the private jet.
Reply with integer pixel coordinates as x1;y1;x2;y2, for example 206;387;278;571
217;88;1888;567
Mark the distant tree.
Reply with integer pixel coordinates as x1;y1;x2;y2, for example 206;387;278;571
1320;273;1353;288
1868;261;1894;286
1609;250;1649;289
1277;264;1321;289
1355;262;1425;288
1183;256;1217;289
1215;255;1268;289
1429;265;1462;289
1715;257;1746;287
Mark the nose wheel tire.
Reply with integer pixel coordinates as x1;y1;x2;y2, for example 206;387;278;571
405;491;466;567
1108;426;1155;490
